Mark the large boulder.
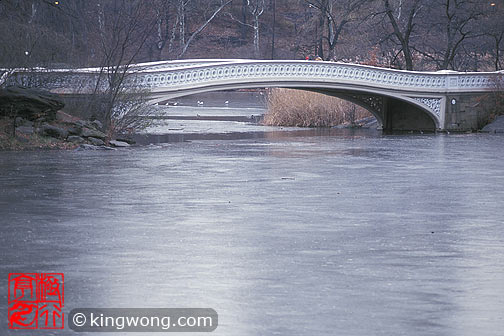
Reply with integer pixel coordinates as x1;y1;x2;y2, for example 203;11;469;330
39;124;68;139
0;86;65;121
109;140;130;147
76;144;116;151
67;135;85;144
15;117;34;127
88;137;105;146
90;119;103;130
481;115;504;133
16;126;35;135
81;127;107;140
115;136;136;144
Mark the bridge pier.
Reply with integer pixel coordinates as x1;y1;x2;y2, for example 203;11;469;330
444;93;490;131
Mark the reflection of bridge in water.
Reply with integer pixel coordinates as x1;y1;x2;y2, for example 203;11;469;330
9;59;504;132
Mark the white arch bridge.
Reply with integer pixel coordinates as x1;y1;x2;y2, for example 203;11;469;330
9;59;504;131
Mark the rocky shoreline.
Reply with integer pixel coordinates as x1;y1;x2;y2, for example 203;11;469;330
12;115;134;150
0;86;132;151
1;111;134;151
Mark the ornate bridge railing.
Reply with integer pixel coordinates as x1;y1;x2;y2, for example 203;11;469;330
133;61;504;95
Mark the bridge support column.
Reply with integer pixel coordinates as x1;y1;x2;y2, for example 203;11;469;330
382;97;392;133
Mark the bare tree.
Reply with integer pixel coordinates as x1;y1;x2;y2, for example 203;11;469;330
90;0;156;135
304;0;366;61
228;0;266;58
2;0;503;72
414;0;486;70
0;0;74;69
178;0;232;58
177;0;191;48
248;0;266;58
270;0;276;59
146;0;172;61
490;31;504;71
484;2;504;71
380;0;423;70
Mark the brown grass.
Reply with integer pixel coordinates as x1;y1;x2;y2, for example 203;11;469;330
263;88;372;127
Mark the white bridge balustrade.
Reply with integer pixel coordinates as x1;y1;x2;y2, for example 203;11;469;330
7;59;504;132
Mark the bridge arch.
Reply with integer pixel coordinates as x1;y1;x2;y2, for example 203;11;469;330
147;82;441;131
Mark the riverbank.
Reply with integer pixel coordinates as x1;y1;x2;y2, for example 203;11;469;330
0;112;132;151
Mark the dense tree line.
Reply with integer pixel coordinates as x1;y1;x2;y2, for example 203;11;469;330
0;0;502;71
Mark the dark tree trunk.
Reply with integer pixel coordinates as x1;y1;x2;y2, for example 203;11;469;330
270;0;276;59
241;0;249;40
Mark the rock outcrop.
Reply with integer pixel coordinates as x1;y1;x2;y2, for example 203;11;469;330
40;124;68;139
0;91;137;149
109;140;130;147
0;86;65;121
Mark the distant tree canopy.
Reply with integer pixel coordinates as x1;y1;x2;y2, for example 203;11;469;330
0;0;502;71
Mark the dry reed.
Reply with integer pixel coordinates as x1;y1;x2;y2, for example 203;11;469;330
263;88;371;127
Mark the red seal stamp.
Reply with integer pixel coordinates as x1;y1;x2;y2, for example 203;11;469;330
8;273;64;329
